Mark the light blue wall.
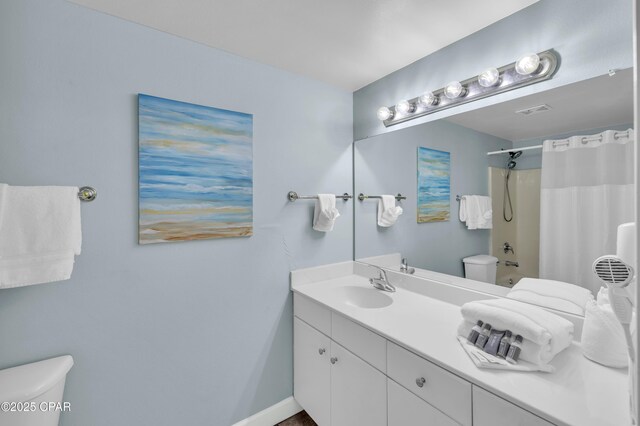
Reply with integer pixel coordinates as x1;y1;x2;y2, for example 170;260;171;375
354;121;510;276
0;1;352;425
512;122;634;170
354;0;633;141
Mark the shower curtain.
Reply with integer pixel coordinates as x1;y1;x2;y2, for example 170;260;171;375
539;129;634;294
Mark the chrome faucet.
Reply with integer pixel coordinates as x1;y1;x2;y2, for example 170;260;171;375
503;242;514;254
370;267;396;292
400;258;415;275
504;260;519;267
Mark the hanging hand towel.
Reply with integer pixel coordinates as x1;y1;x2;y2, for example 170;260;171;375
377;195;403;227
313;194;340;232
458;195;492;229
0;184;82;288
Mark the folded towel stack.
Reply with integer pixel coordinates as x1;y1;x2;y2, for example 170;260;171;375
0;184;82;288
459;298;574;366
581;288;629;368
313;194;340;232
377;195;403;227
507;277;594;316
458;195;492;229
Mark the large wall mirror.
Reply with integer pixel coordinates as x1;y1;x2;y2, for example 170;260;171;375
354;68;634;312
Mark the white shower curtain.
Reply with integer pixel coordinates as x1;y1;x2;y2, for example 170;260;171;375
539;129;634;294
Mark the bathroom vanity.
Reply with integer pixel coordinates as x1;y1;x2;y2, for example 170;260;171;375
291;261;630;426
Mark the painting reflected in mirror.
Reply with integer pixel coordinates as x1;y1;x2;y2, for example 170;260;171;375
354;69;634;314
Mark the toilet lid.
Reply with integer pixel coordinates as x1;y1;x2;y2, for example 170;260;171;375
0;355;73;402
463;255;498;265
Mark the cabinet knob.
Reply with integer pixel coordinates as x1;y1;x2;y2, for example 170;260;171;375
318;348;326;355
416;377;426;388
330;357;338;364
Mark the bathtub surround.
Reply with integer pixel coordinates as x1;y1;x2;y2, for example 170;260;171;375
0;1;352;425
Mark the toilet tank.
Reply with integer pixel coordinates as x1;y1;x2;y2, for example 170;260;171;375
0;355;73;426
463;255;498;284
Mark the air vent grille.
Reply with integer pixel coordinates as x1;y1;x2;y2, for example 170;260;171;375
515;104;552;116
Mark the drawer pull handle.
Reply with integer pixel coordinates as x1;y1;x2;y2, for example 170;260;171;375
330;357;338;364
416;377;426;388
318;348;326;355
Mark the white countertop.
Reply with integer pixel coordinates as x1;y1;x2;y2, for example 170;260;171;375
292;271;630;426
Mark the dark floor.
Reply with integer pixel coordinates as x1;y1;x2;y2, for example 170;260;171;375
276;410;317;426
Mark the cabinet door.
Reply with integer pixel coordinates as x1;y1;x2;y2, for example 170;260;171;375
330;341;386;426
473;386;554;426
294;318;331;426
388;379;458;426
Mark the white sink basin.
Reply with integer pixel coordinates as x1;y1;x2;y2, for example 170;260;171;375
335;286;393;309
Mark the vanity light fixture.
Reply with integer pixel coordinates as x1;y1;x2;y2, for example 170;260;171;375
515;53;541;75
376;49;559;127
395;100;415;115
377;106;394;121
444;81;465;99
418;92;438;107
478;67;500;87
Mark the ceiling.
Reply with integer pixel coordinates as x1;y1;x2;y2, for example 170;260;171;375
68;0;539;91
445;68;634;142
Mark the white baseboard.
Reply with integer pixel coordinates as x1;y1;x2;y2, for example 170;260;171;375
232;396;303;426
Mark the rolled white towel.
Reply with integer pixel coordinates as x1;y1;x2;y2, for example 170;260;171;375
460;298;574;359
458;321;555;366
507;277;594;315
581;289;628;368
377;195;403;227
313;194;340;232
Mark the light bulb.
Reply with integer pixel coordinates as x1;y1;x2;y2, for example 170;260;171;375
515;53;540;75
395;100;414;115
418;92;438;107
377;106;393;121
444;81;464;99
478;67;500;87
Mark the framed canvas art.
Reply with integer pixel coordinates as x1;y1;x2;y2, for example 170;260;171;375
138;94;253;244
417;147;450;223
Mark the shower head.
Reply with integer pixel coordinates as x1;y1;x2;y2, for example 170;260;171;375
509;151;523;159
507;160;517;169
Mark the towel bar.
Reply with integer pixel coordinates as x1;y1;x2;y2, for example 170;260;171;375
358;193;406;201
78;186;97;202
287;191;352;202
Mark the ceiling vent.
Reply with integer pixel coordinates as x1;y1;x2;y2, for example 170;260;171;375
515;104;552;116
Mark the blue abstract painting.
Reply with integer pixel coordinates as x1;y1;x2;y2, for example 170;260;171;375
138;94;253;244
417;147;450;223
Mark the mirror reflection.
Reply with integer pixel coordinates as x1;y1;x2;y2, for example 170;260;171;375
354;69;634;314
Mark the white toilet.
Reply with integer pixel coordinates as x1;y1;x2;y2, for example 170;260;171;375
462;255;498;284
0;355;73;426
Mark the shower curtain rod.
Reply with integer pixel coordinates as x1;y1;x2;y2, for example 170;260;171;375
486;145;542;156
486;130;632;156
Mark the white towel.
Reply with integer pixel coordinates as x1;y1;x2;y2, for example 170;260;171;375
458;195;492;229
507;277;594;316
377;195;403;227
458;320;556;366
460;298;573;362
0;184;82;288
312;194;340;232
581;289;629;368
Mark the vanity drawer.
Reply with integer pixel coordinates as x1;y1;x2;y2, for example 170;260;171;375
294;293;331;336
387;342;472;426
331;312;386;372
473;386;554;426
